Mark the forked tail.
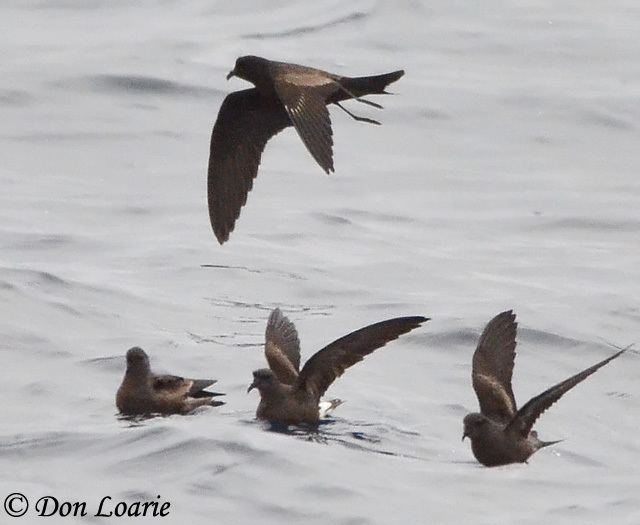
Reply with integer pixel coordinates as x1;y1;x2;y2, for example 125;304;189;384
335;70;405;100
532;431;564;451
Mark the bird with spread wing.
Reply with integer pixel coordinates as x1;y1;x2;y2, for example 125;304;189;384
208;55;404;244
462;310;627;466
247;308;428;425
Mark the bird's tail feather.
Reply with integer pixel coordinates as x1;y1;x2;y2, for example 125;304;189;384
191;390;226;399
529;430;563;450
538;439;563;449
535;435;564;450
340;70;405;97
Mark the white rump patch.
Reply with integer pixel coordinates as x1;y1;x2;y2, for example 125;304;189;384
318;399;344;418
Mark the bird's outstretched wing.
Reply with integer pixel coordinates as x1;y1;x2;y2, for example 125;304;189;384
295;316;428;402
207;88;291;244
505;349;626;437
472;310;518;422
274;72;336;174
265;308;301;385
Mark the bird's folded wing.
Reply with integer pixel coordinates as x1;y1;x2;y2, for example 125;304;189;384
295;316;428;402
505;348;626;437
208;88;291;244
472;310;518;422
186;379;217;396
265;308;301;385
153;375;215;397
152;374;189;396
274;76;335;174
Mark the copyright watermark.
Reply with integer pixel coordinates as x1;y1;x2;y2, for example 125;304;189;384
4;493;28;517
3;494;170;518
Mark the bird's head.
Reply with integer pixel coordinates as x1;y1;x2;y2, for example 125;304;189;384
247;368;277;394
462;413;489;441
227;55;269;83
125;347;150;372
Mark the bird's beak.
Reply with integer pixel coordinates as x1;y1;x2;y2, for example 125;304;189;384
462;431;468;442
247;380;256;393
226;69;236;80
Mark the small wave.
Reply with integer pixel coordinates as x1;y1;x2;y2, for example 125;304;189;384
0;431;102;457
339;207;415;225
81;355;123;372
546;447;606;468
0;89;33;107
311;212;352;226
419;327;478;348
5;131;138;142
532;217;640;233
187;331;262;349
519;327;584;348
201;263;306;281
252;418;424;459
579;109;635;131
243;11;368;39
204;298;334;315
79;74;220;98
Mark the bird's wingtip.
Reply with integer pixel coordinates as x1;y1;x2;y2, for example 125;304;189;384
215;233;228;245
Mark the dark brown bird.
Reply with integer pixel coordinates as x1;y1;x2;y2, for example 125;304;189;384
462;310;627;467
208;55;405;244
116;347;225;416
247;309;428;425
262;308;342;417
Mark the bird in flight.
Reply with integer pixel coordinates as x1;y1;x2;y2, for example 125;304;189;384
116;347;225;416
247;308;428;425
462;310;627;466
207;55;405;244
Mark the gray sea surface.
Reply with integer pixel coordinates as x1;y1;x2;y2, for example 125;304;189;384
1;1;639;524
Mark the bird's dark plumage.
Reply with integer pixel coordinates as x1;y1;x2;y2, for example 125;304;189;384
249;310;428;424
116;347;225;416
208;55;405;244
264;308;302;385
463;311;626;466
505;349;626;438
295;315;426;401
472;310;518;422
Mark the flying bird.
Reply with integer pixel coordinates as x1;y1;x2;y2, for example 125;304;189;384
247;309;428;425
207;55;405;244
462;310;627;466
116;347;225;416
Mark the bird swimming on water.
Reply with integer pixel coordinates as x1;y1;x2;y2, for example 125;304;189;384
116;347;225;416
260;308;342;418
207;55;405;244
247;309;428;425
462;310;627;467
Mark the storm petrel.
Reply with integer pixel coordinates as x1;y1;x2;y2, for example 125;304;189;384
116;347;225;416
208;55;404;244
247;310;427;425
462;310;626;466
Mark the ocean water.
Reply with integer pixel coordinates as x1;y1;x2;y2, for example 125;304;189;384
1;1;639;523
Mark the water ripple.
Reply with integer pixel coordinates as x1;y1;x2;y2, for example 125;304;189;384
242;11;368;39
